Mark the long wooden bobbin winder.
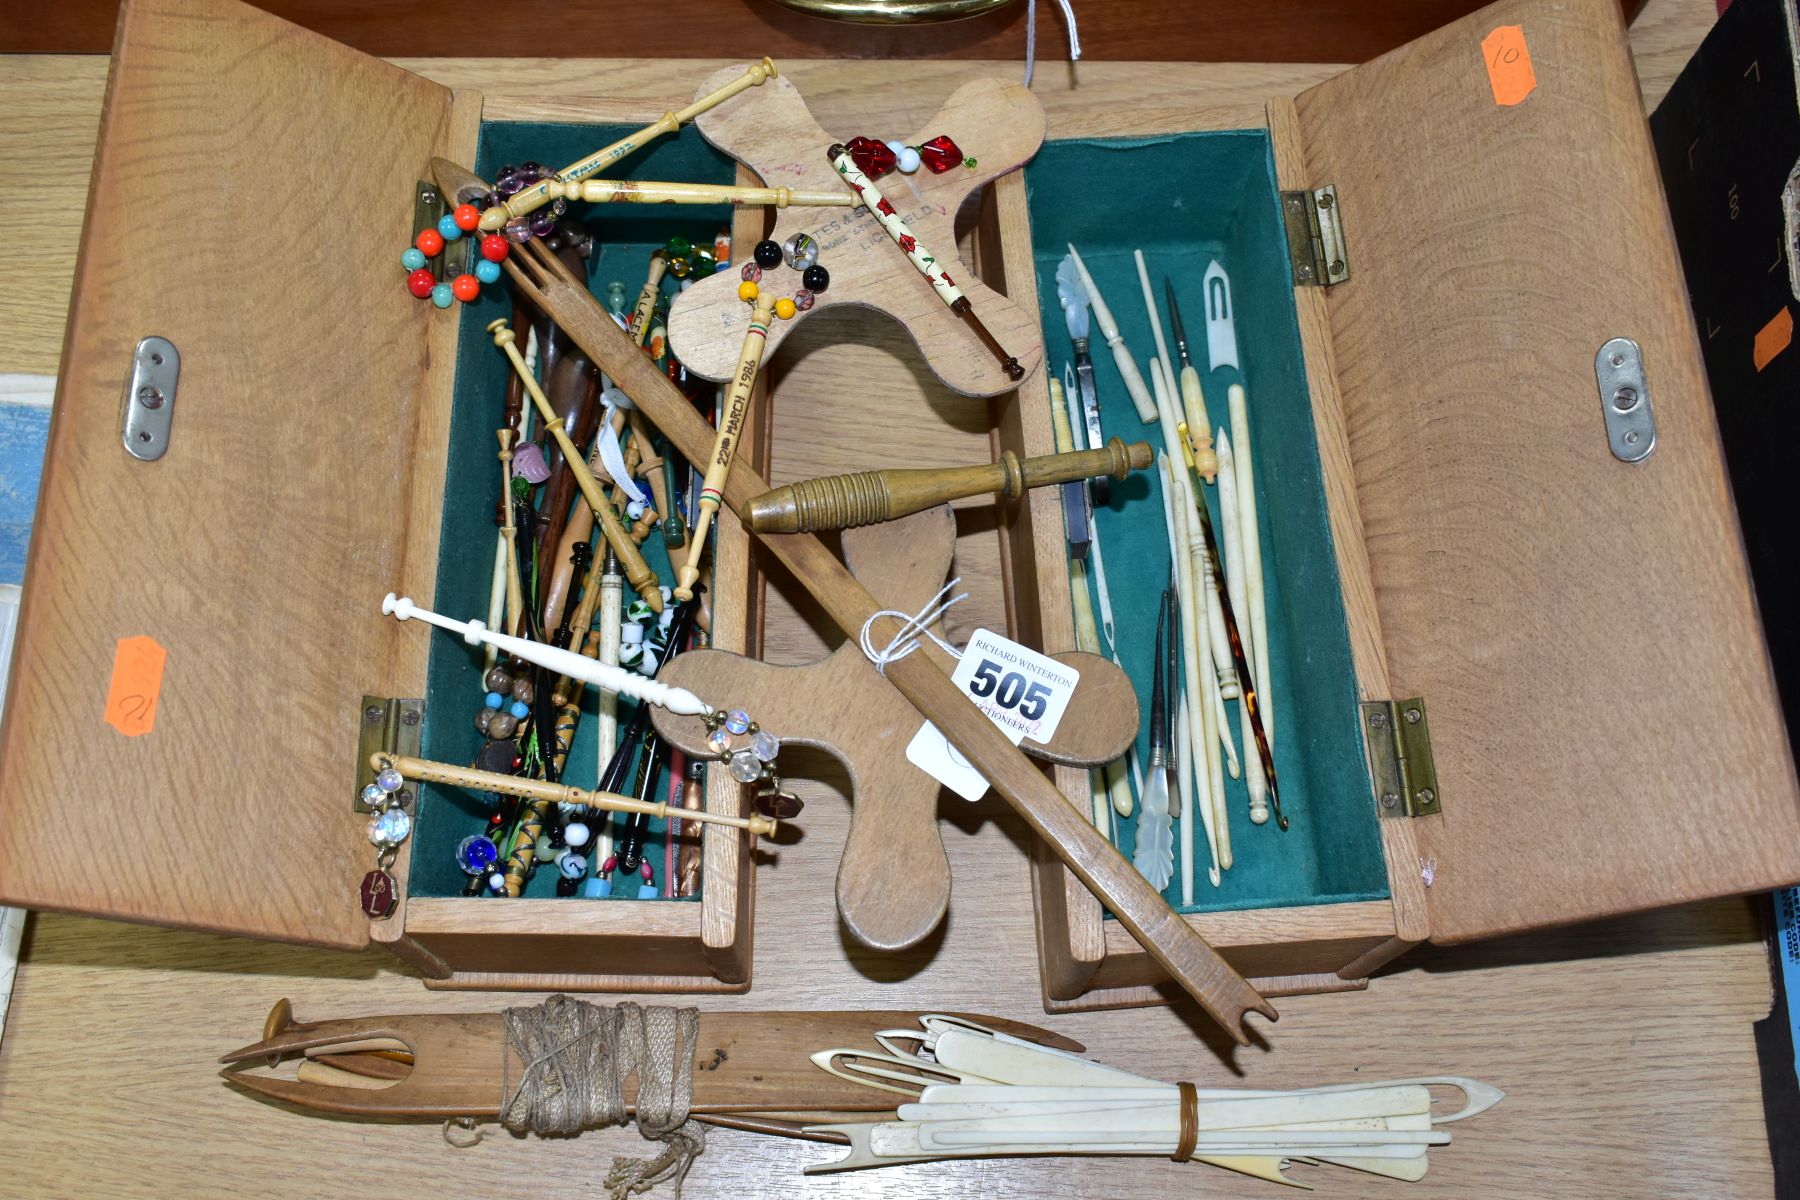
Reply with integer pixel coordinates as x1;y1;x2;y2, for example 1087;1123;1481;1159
476;216;1279;1044
748;438;1152;535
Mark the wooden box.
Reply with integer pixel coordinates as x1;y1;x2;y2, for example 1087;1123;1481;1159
0;0;783;992
981;0;1800;1008
2;0;1797;1021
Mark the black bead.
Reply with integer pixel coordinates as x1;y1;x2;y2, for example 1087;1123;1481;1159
802;264;829;293
753;240;783;268
556;877;579;897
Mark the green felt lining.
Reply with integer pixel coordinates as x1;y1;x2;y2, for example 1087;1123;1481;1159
408;121;737;901
1023;131;1388;915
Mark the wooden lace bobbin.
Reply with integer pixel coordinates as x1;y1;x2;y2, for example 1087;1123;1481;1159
675;288;775;602
628;252;668;348
478;57;780;232
651;505;1139;952
666;70;1045;399
489;319;664;614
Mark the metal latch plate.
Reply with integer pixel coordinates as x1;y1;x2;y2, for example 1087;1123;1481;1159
354;696;424;812
121;336;180;461
1281;185;1350;287
1362;697;1440;818
1596;337;1656;463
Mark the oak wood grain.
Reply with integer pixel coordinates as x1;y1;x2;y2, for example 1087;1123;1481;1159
1294;0;1800;943
0;0;463;949
0;3;1783;1196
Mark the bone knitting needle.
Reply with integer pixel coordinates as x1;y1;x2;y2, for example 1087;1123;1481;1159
1067;377;1134;820
374;754;778;838
1160;450;1222;886
383;593;708;716
1055;271;1108;506
676;287;775;601
1227;382;1274;763
828;143;1025;381
1063;244;1156;423
490;318;664;614
1164;282;1219;480
475;59;778;231
1176;440;1284;831
748;440;1150;536
1216;433;1268;826
1134;250;1175;393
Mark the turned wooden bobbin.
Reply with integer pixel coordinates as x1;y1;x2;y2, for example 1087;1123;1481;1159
667;69;1047;399
651;505;1138;952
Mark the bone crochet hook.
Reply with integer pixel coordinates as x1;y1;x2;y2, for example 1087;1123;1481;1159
382;593;709;716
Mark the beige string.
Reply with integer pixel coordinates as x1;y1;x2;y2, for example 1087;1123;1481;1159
494;996;708;1199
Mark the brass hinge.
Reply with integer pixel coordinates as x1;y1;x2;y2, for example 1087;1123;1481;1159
353;696;425;812
1361;697;1440;818
1281;184;1349;287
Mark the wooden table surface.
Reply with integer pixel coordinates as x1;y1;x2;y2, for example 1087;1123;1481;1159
2;3;1779;1197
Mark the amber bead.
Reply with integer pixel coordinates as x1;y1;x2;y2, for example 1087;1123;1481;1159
773;296;797;320
737;280;759;302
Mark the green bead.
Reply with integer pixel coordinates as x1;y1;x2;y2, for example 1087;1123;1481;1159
666;236;693;259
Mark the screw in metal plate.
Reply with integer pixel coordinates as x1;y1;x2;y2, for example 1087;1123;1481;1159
1380;792;1399;809
1417;788;1436;805
137;385;165;410
402;708;421;727
1369;710;1388;728
365;704;384;724
1612;386;1640;413
1318;193;1335;209
1404;707;1422;724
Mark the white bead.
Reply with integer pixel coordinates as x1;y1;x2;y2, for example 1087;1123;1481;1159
626;500;647;520
564;821;591;848
620;622;646;645
896;146;922;174
885;139;907;157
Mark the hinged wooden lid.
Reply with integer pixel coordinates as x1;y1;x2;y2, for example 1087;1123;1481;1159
0;0;468;948
1293;0;1800;943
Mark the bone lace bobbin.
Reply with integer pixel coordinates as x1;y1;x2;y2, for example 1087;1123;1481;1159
675;287;777;602
827;142;1024;382
479;58;779;231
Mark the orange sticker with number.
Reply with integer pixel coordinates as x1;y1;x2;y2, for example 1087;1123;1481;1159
104;635;166;736
1482;25;1536;106
1755;306;1792;372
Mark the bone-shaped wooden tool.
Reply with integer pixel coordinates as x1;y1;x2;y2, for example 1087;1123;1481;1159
667;69;1047;399
652;505;1137;952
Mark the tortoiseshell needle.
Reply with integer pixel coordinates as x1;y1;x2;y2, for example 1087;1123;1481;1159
1186;478;1285;830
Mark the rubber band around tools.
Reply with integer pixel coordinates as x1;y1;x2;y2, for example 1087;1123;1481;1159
453;996;709;1200
1173;1080;1199;1162
858;578;967;674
